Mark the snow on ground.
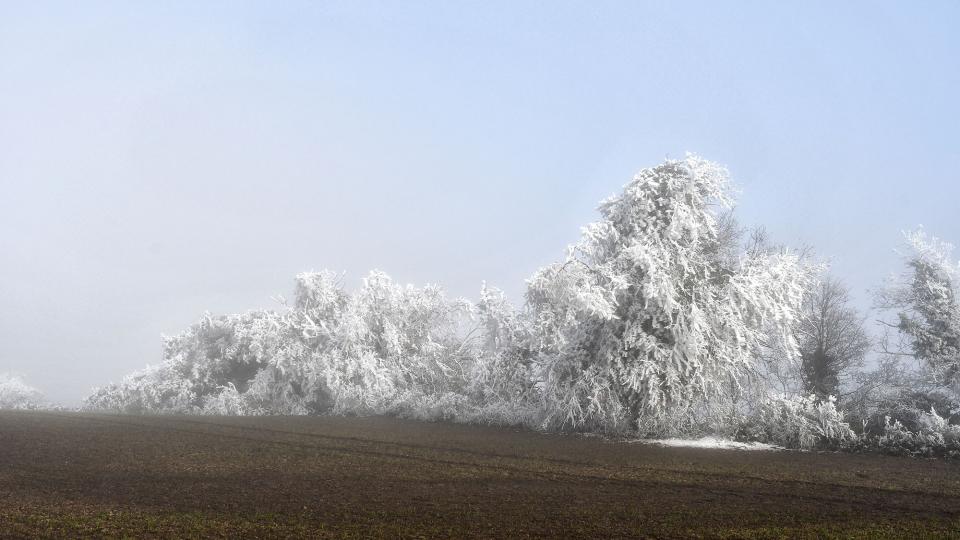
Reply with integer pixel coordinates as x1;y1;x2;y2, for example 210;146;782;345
633;436;782;451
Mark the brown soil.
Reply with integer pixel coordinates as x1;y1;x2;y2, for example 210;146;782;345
1;411;959;538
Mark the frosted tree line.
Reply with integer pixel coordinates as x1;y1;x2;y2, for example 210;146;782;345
83;156;960;456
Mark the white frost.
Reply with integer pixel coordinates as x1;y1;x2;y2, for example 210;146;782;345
634;436;782;451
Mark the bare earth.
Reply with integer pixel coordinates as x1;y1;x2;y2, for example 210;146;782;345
1;411;959;538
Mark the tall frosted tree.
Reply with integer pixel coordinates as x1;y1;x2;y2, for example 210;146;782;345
877;230;960;390
526;155;815;433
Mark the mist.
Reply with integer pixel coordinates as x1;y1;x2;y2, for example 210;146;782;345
3;2;958;405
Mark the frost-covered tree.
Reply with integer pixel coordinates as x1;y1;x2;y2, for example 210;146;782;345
86;310;286;414
876;230;960;389
0;373;44;410
289;270;478;417
839;230;960;439
461;284;539;424
526;155;816;433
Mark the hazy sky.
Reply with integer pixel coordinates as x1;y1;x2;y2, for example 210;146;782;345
2;1;958;404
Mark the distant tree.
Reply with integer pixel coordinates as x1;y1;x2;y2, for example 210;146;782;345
0;373;44;410
795;277;870;400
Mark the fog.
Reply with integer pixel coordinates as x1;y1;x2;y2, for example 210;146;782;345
2;1;958;405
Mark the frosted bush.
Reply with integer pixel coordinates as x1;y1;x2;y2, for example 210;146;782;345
202;384;251;415
85;310;285;414
86;358;198;414
736;394;856;449
878;407;960;458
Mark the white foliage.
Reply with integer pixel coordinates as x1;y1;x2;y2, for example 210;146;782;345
879;407;960;458
85;156;821;444
0;373;44;410
737;394;856;450
202;384;251;415
86;310;285;413
526;155;816;433
86;271;490;420
878;230;960;389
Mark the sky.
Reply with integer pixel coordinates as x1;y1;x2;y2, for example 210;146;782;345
1;1;958;405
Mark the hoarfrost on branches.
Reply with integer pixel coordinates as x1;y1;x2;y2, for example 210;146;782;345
527;155;816;433
877;230;960;390
86;156;823;443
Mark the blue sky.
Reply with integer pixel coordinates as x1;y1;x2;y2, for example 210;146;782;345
1;1;958;403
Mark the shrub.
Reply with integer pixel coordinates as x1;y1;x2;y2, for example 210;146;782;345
878;407;960;458
736;394;856;450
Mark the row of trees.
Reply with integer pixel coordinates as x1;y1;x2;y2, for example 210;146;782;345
85;156;960;454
